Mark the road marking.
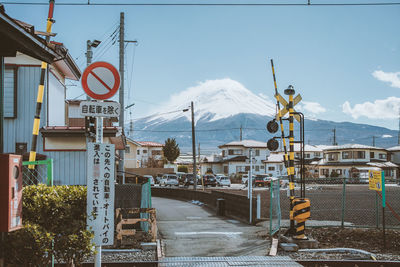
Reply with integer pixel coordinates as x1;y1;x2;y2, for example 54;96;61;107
186;216;202;220
175;231;242;238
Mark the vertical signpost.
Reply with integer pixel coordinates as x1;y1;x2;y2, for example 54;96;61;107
81;61;121;267
369;169;386;249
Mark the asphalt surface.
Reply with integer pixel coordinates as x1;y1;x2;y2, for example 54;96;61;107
153;197;270;257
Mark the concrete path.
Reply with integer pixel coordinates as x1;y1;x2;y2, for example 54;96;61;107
153;197;270;257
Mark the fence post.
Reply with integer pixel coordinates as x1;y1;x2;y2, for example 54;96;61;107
375;191;379;229
341;177;346;228
47;159;53;186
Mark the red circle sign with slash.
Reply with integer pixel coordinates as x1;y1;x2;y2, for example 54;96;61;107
81;61;121;100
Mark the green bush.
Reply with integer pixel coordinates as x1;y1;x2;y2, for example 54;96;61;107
1;184;94;266
177;165;188;173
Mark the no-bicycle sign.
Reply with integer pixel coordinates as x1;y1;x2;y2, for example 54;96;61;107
81;61;120;100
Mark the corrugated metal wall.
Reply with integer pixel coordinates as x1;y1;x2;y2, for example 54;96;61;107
3;66;87;185
3;67;46;153
43;151;86;185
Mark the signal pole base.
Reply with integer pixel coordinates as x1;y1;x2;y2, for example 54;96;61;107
280;235;319;249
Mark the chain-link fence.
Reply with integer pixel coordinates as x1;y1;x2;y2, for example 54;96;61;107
21;159;53;186
276;177;400;229
269;179;281;236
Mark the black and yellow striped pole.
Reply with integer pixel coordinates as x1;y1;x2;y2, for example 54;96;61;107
284;85;296;234
28;0;55;169
270;60;289;180
292;198;310;239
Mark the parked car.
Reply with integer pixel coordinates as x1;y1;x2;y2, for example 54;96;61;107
254;176;270;187
243;175;256;186
160;174;179;186
183;173;201;187
203;174;217;187
216;176;231;187
143;175;155;186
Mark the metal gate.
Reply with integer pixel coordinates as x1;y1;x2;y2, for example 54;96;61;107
269;178;281;236
22;159;53;186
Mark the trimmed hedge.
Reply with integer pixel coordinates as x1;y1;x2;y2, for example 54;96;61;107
1;185;94;266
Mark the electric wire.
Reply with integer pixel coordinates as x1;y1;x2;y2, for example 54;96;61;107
3;1;400;6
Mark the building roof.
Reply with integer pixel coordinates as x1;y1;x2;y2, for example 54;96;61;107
265;153;284;163
387;146;400;151
125;137;142;147
219;140;267;149
0;6;58;62
40;126;118;137
323;144;385;151
223;155;248;162
367;161;399;168
136;141;164;147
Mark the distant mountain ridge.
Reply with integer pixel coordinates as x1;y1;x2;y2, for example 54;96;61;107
129;79;398;152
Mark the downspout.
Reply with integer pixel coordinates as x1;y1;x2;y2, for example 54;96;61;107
0;56;3;153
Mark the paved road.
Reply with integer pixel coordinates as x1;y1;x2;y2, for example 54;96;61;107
153;197;270;257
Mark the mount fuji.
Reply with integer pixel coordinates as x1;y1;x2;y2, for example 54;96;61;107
129;79;397;152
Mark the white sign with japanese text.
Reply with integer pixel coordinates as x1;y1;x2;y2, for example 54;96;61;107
87;143;115;246
80;101;120;118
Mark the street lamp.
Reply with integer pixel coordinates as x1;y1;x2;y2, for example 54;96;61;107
182;103;196;190
85;39;101;100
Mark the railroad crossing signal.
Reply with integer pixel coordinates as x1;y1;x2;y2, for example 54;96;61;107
275;93;302;122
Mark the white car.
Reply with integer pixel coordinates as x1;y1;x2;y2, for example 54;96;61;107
143;175;154;186
217;176;231;187
160;174;179;186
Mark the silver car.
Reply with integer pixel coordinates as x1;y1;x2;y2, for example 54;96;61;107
160;174;179;186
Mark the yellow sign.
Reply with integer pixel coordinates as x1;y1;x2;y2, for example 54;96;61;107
369;170;382;191
275;93;302;122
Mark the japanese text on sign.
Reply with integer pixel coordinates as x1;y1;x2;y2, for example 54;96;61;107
87;143;115;246
369;170;382;191
80;101;120;118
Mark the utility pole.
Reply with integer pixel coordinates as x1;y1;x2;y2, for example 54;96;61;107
372;136;376;147
191;101;197;191
118;12;125;183
240;124;243;141
332;128;337;146
398;108;400;145
249;149;253;224
198;143;200;165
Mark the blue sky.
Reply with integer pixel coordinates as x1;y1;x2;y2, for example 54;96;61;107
4;1;400;130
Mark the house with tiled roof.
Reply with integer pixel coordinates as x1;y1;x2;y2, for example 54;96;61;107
262;144;324;177
124;138;164;168
317;144;398;179
217;140;269;175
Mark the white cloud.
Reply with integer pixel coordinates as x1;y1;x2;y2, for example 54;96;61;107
382;134;393;138
298;101;326;114
342;96;400;119
372;70;400;88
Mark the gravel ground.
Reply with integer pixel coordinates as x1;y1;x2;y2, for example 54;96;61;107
84;250;156;263
277;227;400;261
56;250;156;264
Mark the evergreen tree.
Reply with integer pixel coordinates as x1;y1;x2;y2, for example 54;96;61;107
163;138;180;163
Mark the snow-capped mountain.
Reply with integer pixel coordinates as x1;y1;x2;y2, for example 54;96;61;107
129;79;397;152
142;78;276;126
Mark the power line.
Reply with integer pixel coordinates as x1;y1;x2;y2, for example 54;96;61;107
3;1;400;6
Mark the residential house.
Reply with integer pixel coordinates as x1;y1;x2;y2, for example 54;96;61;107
385;146;400;180
317;144;398;179
124;138;142;168
218;140;269;176
2;13;123;185
263;144;324;177
135;141;164;168
200;153;223;175
0;5;58;153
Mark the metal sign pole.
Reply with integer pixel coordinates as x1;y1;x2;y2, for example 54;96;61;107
249;149;253;224
95;113;103;267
